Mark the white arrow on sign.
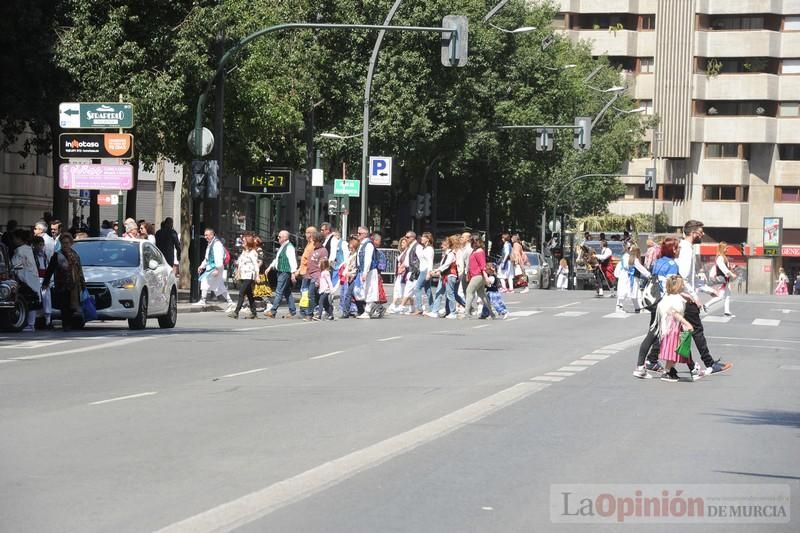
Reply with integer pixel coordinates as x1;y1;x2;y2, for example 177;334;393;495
59;103;80;128
369;156;392;186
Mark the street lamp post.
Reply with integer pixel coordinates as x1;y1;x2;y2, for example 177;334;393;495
652;129;662;233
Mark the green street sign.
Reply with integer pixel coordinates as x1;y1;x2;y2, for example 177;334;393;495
59;102;134;129
334;179;361;197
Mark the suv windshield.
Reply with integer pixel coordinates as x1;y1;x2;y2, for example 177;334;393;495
73;240;140;267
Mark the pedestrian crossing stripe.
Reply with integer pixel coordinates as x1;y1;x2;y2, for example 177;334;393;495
703;316;732;323
507;310;542;317
545;371;576;377
554;311;589;317
581;354;610;360
531;376;564;382
557;365;589;372
752;319;781;326
569;360;599;366
603;312;631;318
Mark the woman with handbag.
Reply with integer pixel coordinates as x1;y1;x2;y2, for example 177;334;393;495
42;232;85;331
11;229;42;332
228;232;261;319
705;242;736;316
464;238;496;319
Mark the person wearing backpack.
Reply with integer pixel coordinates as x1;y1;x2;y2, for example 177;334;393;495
194;228;234;310
633;237;679;379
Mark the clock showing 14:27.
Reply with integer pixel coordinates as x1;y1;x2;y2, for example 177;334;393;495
240;170;292;195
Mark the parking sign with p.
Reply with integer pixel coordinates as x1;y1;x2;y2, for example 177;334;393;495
369;156;392;186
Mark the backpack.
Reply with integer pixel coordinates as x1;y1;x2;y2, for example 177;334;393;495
373;247;387;272
223;246;231;267
640;276;662;310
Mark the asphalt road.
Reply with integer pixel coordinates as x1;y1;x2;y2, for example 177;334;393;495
1;289;797;532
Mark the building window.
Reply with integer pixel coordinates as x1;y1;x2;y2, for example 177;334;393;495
697;57;776;74
776;186;800;202
779;144;800;160
552;14;566;30
705;143;739;158
634;141;652;158
663;185;686;201
701;101;775;117
639;57;655;73
639;15;655;31
703;185;747;201
785;16;800;31
782;59;800;74
780;102;800;117
637;100;654;115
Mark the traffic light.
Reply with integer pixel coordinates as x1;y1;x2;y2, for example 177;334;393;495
415;194;425;218
574;116;592;150
423;193;432;216
644;167;656;192
536;128;554;151
328;198;338;216
441;15;468;67
191;160;206;199
205;160;219;199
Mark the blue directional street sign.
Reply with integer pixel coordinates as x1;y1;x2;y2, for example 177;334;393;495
369;156;392;186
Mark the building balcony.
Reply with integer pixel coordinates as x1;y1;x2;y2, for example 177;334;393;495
558;0;657;13
696;159;751;185
696;31;800;58
774;161;800;185
774;203;800;228
777;119;800;144
686;195;750;228
692;116;777;143
562;29;655;57
627;73;654;99
693;73;778;100
696;0;800;15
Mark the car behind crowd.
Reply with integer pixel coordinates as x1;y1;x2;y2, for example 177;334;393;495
524;251;552;289
57;238;179;330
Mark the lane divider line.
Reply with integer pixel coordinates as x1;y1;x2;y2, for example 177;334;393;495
377;336;403;342
569;360;599;366
153;381;550;533
89;391;157;406
557;365;589;372
581;354;610;360
12;337;154;361
545;371;575;377
310;351;344;360
221;368;268;378
472;325;490;329
531;376;564;382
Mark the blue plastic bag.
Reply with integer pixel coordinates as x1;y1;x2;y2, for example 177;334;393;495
80;288;97;322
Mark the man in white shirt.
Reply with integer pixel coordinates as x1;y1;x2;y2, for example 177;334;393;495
195;228;234;309
457;231;472;300
678;220;732;376
355;226;379;319
264;230;298;318
33;221;55;259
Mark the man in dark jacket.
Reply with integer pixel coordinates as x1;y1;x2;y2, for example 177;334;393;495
155;217;182;274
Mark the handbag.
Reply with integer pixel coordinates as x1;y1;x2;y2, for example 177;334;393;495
80;288;97;322
676;330;693;360
298;288;310;308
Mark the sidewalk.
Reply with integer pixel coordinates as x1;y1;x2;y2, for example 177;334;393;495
177;288;240;314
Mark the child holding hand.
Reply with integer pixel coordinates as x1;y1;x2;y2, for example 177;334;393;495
656;275;695;382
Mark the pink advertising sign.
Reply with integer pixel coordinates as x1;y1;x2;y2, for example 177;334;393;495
59;163;134;190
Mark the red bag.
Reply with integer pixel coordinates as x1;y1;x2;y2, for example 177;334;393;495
377;276;388;304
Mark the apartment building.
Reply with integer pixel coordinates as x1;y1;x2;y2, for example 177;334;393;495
557;0;800;293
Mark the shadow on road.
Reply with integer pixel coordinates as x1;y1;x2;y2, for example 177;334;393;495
708;408;800;430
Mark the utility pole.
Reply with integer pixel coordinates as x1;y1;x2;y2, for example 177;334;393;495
154;155;165;225
651;130;662;233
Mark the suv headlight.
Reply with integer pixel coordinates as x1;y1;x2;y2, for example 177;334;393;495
109;277;137;289
0;284;11;299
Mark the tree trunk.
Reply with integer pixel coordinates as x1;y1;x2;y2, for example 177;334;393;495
179;165;192;290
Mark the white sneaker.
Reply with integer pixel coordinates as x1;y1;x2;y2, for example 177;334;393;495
598;289;604;296
445;313;458;319
632;366;651;379
356;313;371;319
424;311;439;318
192;300;207;306
23;325;35;332
690;367;704;381
520;288;529;294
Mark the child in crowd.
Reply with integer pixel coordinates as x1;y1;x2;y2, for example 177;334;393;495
556;258;569;290
317;258;334;321
655;275;695;382
481;263;508;320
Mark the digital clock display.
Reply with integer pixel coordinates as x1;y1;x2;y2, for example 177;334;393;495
240;170;292;195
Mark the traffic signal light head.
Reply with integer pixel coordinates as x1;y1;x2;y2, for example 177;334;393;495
191;160;206;199
574;117;592;150
441;15;468;67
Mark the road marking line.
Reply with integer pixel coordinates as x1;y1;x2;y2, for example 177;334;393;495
603;312;630;319
780;365;800;371
472;325;490;329
708;336;800;345
554;311;588;317
11;337;153;361
601;335;644;351
310;351;344;360
752;319;780;327
232;322;309;332
703;316;732;323
558;365;588;372
0;359;18;364
592;349;618;354
582;354;610;360
507;310;541;317
89;392;157;406
556;301;581;308
221;368;268;378
505;301;521;305
153;381;550;533
531;376;564;382
505;317;519;322
546;371;575;377
717;343;796;351
0;340;69;350
377;336;402;342
569;360;599;366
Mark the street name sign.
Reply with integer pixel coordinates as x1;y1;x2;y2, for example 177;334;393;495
59;133;134;159
59;102;134;129
59;163;134;190
368;156;392;186
334;179;361;197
